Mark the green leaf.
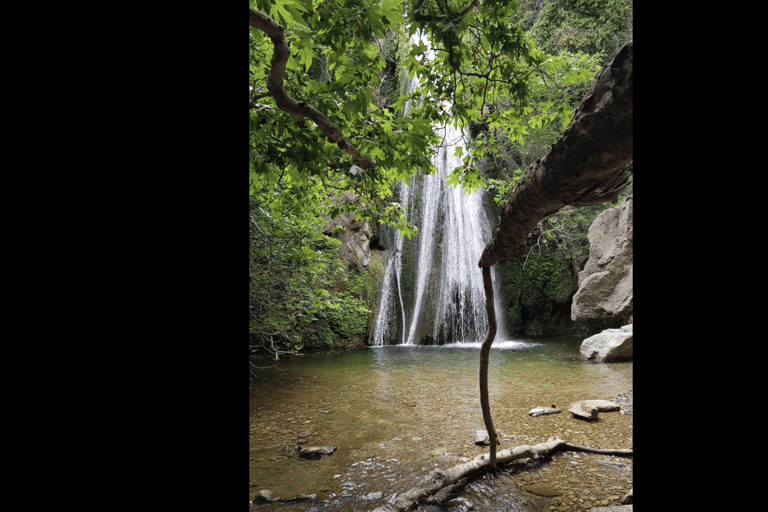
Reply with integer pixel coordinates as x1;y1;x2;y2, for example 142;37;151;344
446;170;462;188
298;44;317;73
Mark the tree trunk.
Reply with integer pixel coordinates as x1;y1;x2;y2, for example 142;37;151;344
464;41;633;511
393;437;632;512
478;266;497;467
248;9;376;169
479;40;633;268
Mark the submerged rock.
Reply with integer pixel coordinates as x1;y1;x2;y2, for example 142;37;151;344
299;446;337;459
529;405;561;417
525;483;562;497
569;402;599;421
474;430;500;446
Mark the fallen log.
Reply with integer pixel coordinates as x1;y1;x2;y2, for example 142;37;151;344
393;437;632;512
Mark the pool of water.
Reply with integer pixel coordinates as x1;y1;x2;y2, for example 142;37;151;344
249;336;632;511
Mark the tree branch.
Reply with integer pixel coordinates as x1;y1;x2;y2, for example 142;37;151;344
479;41;633;268
248;9;376;169
393;436;632;511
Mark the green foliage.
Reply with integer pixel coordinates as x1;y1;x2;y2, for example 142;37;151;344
250;0;438;237
500;240;577;335
531;0;633;65
249;177;347;357
250;0;633;346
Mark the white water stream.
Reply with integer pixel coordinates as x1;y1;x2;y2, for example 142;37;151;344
371;39;508;345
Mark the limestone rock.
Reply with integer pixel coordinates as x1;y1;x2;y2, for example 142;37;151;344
569;402;599;420
298;446;337;459
580;399;621;412
323;192;374;273
580;324;633;362
569;399;621;420
529;405;561;417
254;490;273;503
572;196;633;328
474;430;499;446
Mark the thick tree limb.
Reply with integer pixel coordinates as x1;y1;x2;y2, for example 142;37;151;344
478;266;497;467
249;9;376;169
393;436;632;512
479;41;633;268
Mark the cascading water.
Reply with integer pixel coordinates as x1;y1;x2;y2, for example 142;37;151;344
371;63;508;345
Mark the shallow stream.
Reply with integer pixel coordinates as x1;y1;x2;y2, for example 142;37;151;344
249;336;632;511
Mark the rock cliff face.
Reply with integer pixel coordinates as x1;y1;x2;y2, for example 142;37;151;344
322;192;374;273
331;212;373;273
571;196;633;328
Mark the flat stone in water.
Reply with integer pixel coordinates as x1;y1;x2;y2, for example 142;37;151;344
474;430;500;446
299;446;337;459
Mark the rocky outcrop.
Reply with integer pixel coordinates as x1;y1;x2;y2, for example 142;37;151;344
323;193;374;273
581;324;633;362
571;196;633;328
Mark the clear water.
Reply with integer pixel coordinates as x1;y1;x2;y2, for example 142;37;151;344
249;337;632;511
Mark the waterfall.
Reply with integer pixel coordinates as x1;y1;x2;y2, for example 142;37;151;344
371;31;507;346
371;118;508;346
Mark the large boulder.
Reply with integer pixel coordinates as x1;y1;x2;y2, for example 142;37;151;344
571;196;633;328
580;324;633;362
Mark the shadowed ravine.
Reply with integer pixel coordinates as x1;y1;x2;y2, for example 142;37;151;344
249;339;632;511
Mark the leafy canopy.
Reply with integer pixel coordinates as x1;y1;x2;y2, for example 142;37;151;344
249;0;601;220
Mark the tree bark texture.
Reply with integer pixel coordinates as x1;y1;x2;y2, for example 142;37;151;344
249;9;376;169
478;41;633;268
478;266;497;467
393;436;632;512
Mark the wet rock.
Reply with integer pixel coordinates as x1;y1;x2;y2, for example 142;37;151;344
254;490;273;503
569;400;621;420
569;402;599;421
529;405;561;417
581;399;621;412
474;430;500;446
299;446;337;459
362;491;383;501
598;457;631;471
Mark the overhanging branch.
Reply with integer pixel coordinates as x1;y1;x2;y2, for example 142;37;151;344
479;41;633;268
249;9;376;169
